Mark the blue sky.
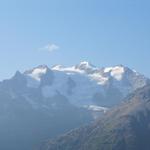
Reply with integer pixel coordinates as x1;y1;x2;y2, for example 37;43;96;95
0;0;150;80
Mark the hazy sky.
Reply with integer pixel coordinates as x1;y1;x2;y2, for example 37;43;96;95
0;0;150;80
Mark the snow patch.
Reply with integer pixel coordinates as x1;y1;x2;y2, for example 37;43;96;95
25;66;48;88
85;105;108;113
104;66;125;80
104;67;113;73
89;73;108;85
111;66;125;80
52;65;84;74
28;68;47;81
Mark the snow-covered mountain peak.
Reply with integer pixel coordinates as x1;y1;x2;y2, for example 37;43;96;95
77;61;93;67
104;65;124;73
75;61;96;70
103;65;139;74
19;62;149;107
52;65;64;70
104;65;125;80
52;61;97;74
52;65;84;74
24;65;49;81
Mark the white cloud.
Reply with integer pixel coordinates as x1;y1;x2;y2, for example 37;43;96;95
39;43;60;52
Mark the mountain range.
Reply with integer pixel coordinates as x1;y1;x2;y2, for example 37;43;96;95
0;62;149;150
24;61;149;109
